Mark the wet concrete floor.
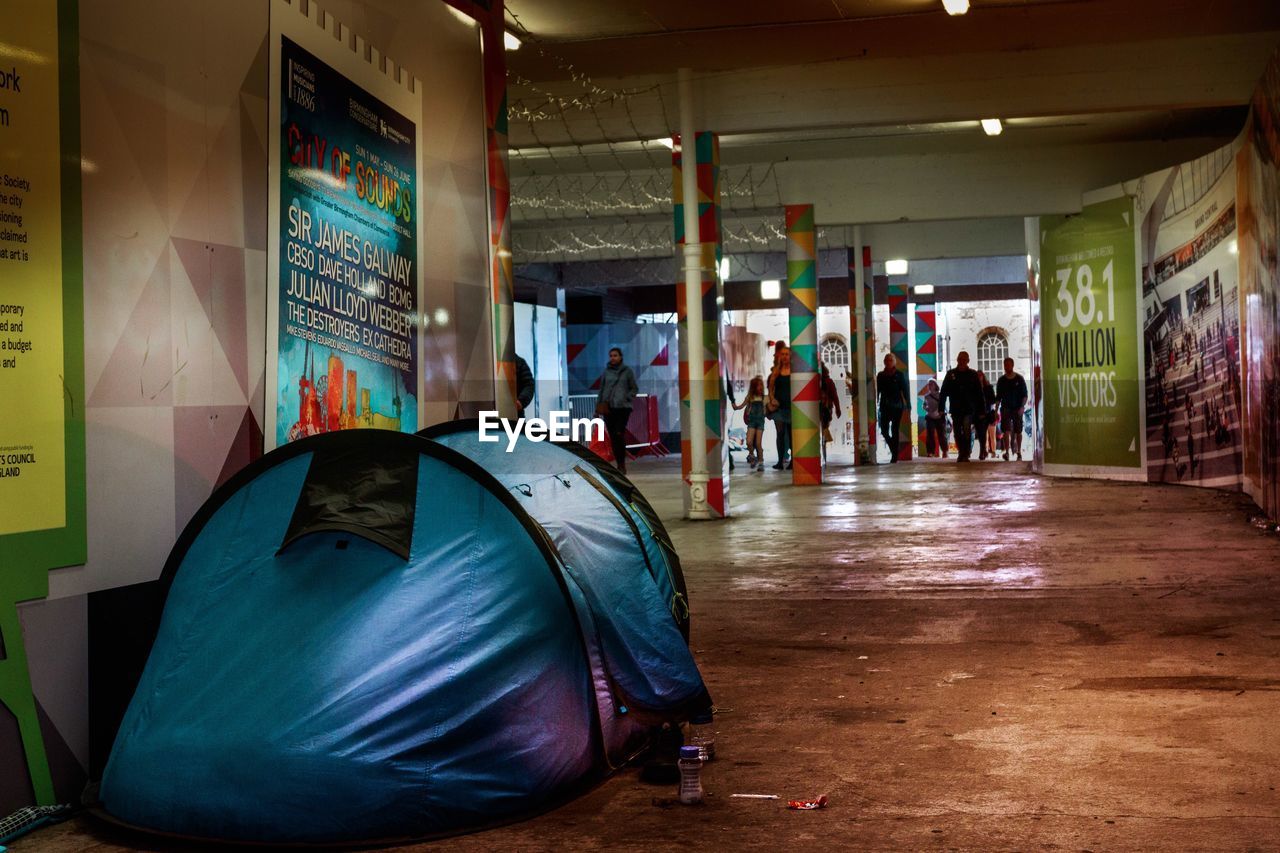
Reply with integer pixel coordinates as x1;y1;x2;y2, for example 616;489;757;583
22;457;1280;851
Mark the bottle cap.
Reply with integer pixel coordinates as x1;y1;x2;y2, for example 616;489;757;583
679;745;702;760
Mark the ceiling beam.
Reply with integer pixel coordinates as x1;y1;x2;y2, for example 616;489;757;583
508;33;1277;148
508;0;1280;80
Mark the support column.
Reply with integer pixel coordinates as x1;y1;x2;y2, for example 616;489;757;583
888;281;913;460
914;301;938;456
786;204;821;485
482;3;515;417
849;239;872;464
674;125;728;517
860;245;877;462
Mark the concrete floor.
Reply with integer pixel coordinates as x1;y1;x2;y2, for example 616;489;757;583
22;456;1280;851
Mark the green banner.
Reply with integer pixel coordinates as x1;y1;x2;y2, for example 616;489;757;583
1040;196;1141;469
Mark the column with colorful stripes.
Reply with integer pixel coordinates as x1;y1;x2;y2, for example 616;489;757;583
887;282;913;461
786;205;821;485
914;301;938;456
481;5;515;417
673;132;729;516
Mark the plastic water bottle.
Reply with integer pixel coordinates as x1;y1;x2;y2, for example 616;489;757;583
677;745;704;804
688;710;716;761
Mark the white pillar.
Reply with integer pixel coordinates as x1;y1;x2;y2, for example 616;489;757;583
852;225;869;462
679;68;710;518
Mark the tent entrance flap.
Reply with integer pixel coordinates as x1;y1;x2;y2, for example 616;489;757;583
279;443;419;560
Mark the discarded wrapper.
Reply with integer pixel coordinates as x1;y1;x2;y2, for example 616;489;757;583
787;794;829;810
730;793;779;800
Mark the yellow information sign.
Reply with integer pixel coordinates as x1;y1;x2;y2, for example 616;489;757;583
0;4;66;535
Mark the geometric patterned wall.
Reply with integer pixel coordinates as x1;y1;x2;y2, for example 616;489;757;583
887;281;913;461
786;204;821;485
9;0;493;813
64;0;489;597
914;302;937;456
76;6;272;592
567;323;679;433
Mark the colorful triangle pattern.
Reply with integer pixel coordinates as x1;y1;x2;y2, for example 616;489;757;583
889;284;913;461
786;203;822;484
913;302;937;457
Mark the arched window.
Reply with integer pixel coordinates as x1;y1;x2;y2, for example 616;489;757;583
976;330;1009;378
819;334;850;379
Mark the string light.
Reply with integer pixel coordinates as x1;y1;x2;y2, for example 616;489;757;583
513;216;833;261
511;165;785;219
503;15;841;266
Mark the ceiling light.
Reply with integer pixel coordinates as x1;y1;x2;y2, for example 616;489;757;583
981;118;1003;136
761;280;781;300
503;31;521;50
941;0;969;14
914;284;935;296
1229;239;1238;255
658;137;675;150
885;259;909;276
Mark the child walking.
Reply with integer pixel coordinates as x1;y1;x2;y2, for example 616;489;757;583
734;375;767;471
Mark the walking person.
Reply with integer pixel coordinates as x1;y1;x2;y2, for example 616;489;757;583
940;351;984;462
976;371;997;460
876;354;910;463
596;347;638;474
514;353;535;417
995;357;1029;461
921;378;947;458
734;375;767;472
768;345;793;469
819;362;842;465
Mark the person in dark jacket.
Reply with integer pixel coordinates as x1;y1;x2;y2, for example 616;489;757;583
995;357;1029;461
819;362;842;465
767;345;793;469
940;351;984;462
514;354;534;416
976;370;997;460
597;347;639;473
876;354;910;463
921;378;947;458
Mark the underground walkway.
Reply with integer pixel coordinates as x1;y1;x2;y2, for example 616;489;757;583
24;456;1280;851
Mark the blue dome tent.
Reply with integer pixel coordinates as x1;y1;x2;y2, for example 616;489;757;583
98;430;710;845
422;418;690;637
422;420;706;766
